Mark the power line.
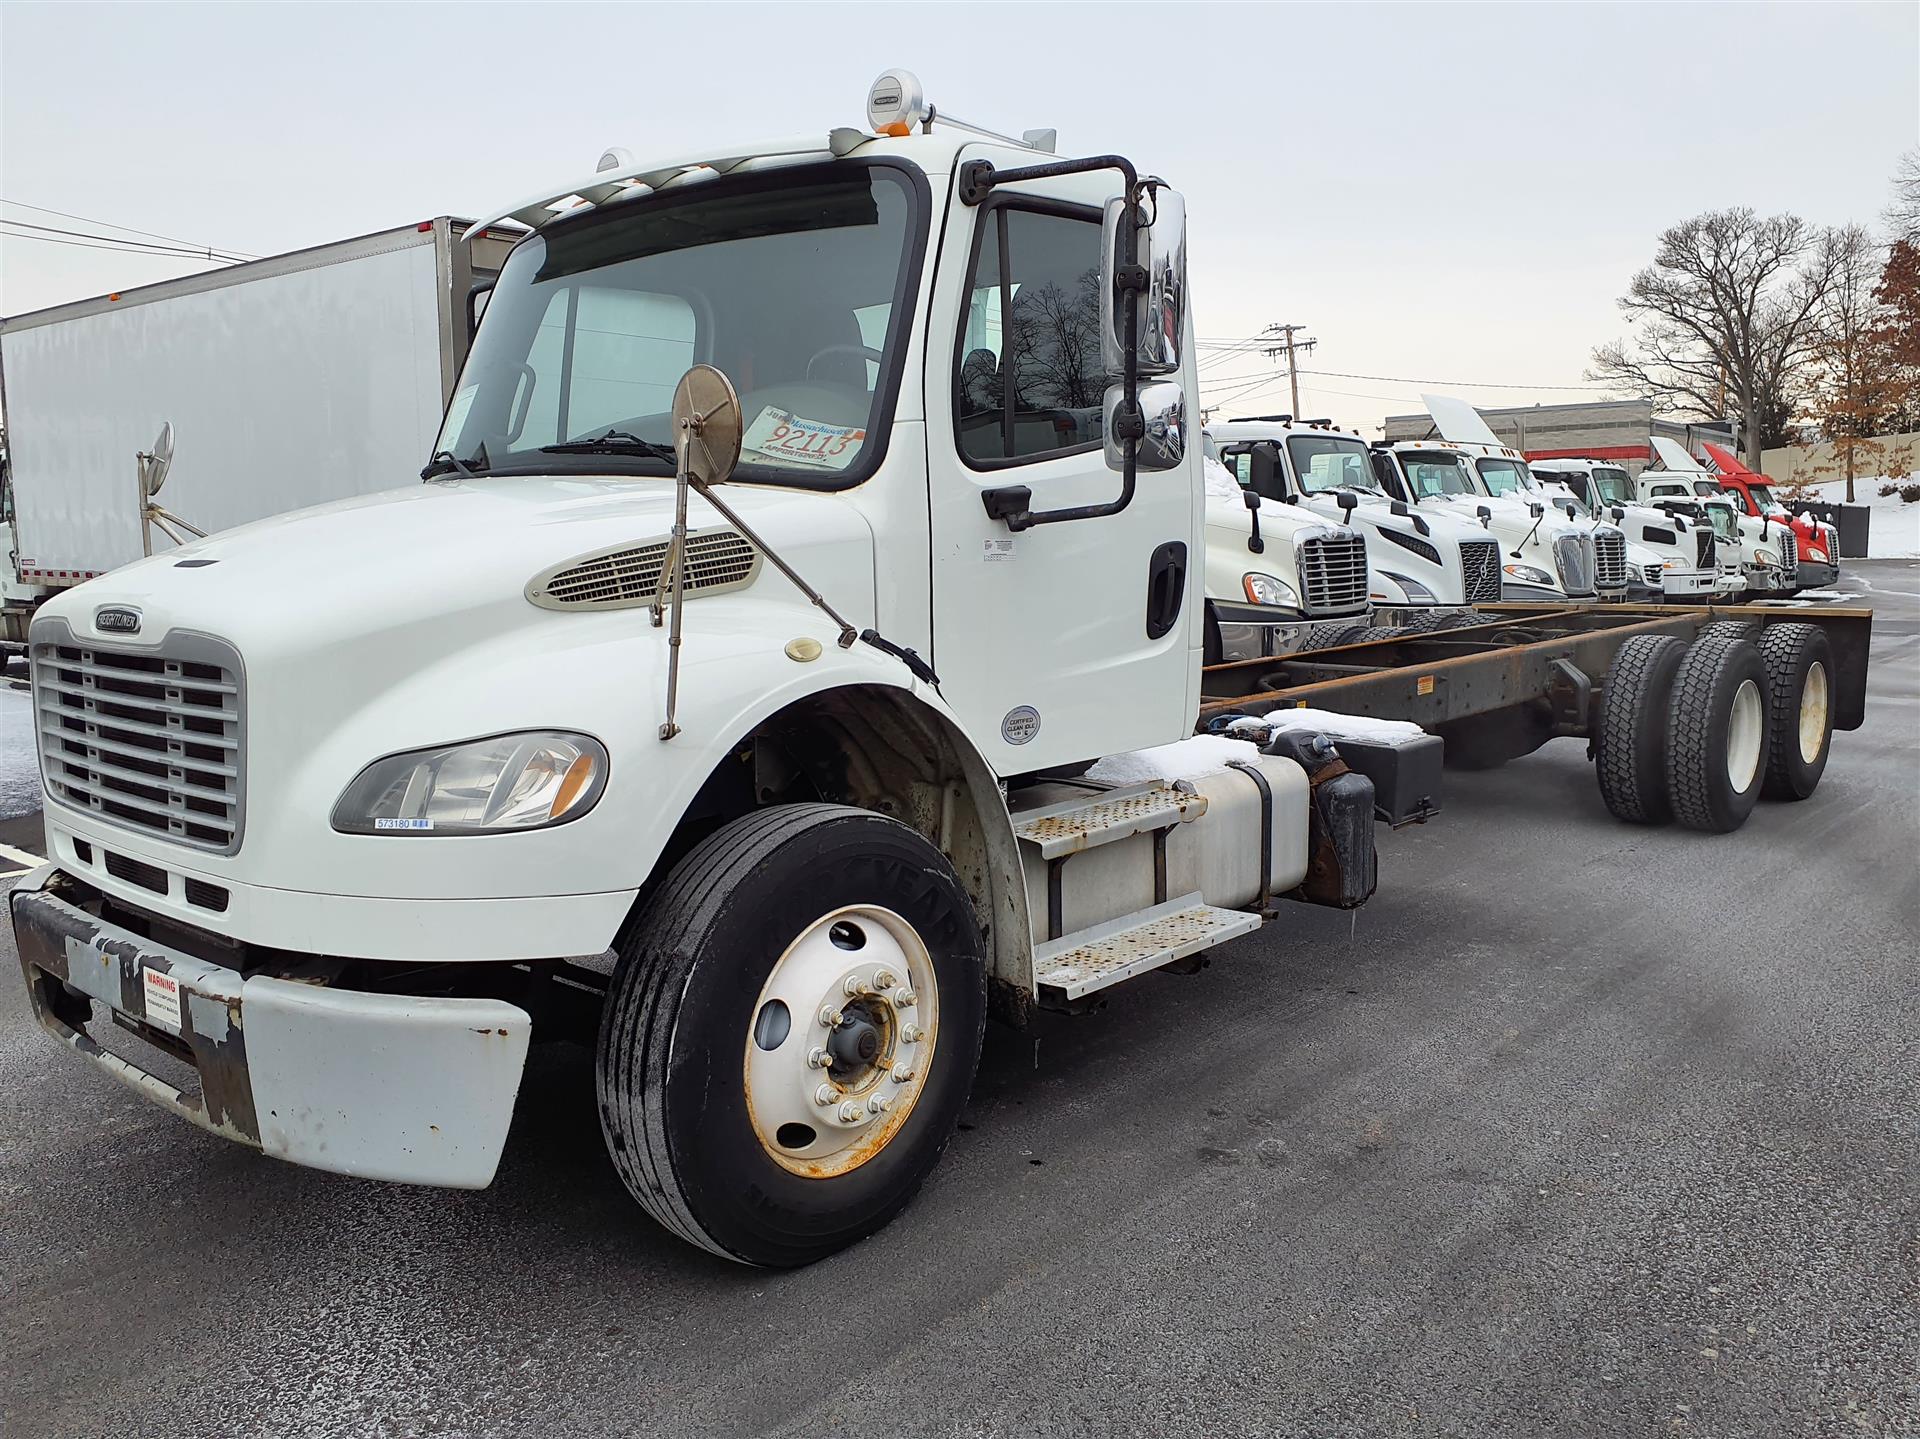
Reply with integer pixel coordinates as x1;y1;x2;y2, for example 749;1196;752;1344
1299;367;1610;392
0;228;245;264
0;198;260;259
0;219;248;264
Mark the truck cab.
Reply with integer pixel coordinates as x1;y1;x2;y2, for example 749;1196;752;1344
1700;441;1839;589
9;74;1387;1268
1529;457;1737;602
1197;428;1369;662
1205;416;1503;624
1640;438;1798;598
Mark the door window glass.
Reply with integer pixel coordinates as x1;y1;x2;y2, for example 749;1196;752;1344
956;207;1106;464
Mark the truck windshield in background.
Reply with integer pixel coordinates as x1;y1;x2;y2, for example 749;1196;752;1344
1475;457;1535;497
1592;466;1633;506
1401;453;1476;499
435;164;922;485
1286;435;1380;493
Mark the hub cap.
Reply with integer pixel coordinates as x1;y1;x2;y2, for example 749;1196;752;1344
743;905;937;1179
1727;677;1763;792
1799;660;1829;764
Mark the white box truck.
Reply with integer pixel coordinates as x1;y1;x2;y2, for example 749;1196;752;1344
1;218;513;645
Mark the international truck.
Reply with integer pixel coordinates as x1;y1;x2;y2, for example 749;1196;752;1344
0;219;514;647
1204;416;1505;627
10;77;1878;1270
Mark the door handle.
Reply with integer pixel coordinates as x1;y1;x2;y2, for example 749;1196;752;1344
1145;540;1187;640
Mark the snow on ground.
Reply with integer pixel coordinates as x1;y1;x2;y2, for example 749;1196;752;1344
1;675;38;821
1801;479;1920;559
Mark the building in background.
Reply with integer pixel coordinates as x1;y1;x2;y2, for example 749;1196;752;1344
1382;399;1736;475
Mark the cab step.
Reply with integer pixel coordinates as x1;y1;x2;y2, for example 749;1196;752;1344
1034;894;1263;1004
1010;781;1208;860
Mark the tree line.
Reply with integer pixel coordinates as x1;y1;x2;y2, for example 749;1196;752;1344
1590;150;1920;499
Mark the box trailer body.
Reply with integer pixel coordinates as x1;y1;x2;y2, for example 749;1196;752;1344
1;218;513;641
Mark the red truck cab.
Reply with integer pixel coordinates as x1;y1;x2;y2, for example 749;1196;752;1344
1701;442;1841;589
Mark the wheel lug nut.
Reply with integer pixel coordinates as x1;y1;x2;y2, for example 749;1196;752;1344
866;1094;892;1116
873;969;897;990
815;1084;839;1106
843;975;866;996
891;1066;913;1084
900;1023;921;1044
890;988;916;1010
807;1046;832;1069
838;1101;866;1123
819;1005;843;1028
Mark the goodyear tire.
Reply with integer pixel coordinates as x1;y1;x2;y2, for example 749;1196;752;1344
1665;636;1771;833
597;804;986;1267
1595;634;1689;824
1755;622;1834;801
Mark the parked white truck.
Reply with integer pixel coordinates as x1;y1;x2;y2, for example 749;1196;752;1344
0;218;513;646
1639;438;1799;598
1205;416;1504;626
12;77;1407;1267
1529;456;1742;601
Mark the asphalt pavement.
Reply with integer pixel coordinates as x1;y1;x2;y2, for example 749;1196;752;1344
2;570;1916;1438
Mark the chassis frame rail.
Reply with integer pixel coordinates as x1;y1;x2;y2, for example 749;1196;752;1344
1200;602;1874;736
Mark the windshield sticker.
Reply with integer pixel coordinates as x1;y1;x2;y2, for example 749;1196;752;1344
442;386;478;443
742;406;867;470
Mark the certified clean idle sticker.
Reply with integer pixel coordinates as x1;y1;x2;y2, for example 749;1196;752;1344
741;406;866;470
982;538;1014;563
1001;706;1041;745
142;968;183;1033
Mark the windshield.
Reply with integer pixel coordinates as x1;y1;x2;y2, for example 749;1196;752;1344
435;163;921;484
1747;482;1779;510
1476;457;1536;497
1400;452;1476;499
1286;435;1379;494
1692;480;1722;497
1592;466;1633;505
1707;503;1740;539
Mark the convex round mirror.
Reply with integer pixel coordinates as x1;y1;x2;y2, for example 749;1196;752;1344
671;364;742;485
140;421;175;499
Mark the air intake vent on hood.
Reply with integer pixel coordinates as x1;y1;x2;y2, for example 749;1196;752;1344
527;529;760;611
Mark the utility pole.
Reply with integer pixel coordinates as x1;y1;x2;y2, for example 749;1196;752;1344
1262;323;1317;418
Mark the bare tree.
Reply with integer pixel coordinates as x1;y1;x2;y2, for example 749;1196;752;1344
1805;225;1897;500
1005;268;1104;413
1885;148;1920;245
1588;209;1842;468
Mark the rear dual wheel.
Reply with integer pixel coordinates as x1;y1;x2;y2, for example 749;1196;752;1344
597;804;986;1267
1665;636;1770;832
1756;623;1834;800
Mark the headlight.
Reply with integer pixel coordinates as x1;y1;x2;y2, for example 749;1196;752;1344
1380;571;1436;603
1806;545;1828;563
332;730;609;835
1755;549;1778;567
1503;563;1554;586
1243;572;1298;607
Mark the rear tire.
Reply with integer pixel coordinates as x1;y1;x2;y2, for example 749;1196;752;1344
1755;622;1833;800
1697;619;1760;644
1665;637;1771;833
1303;620;1368;651
1596;634;1689;824
1352;625;1403;645
596;804;986;1266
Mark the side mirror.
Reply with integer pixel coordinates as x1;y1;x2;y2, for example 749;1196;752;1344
1103;379;1185;473
1528;501;1545;519
137;422;175;500
1476;504;1492;529
1610;505;1626;522
1241;488;1261;511
1336;491;1358;517
1100;187;1187;378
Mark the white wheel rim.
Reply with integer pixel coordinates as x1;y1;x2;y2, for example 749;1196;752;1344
743;904;938;1179
1798;660;1829;764
1726;678;1764;792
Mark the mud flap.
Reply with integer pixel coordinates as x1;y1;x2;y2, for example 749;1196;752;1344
1260;732;1378;909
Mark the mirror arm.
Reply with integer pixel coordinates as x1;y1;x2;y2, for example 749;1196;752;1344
976;158;1149;532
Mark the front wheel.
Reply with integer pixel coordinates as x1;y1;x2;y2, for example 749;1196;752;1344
597;804;987;1266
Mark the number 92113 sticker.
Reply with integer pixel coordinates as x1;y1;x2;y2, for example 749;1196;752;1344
741;406;867;470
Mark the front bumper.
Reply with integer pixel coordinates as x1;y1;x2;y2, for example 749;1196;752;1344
1500;580;1574;602
1795;560;1839;590
10;867;531;1188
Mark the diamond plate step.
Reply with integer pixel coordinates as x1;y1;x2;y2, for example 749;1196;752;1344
1010;782;1209;860
1034;894;1263;1002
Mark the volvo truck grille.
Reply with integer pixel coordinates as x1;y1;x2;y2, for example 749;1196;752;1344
1594;529;1627;590
1553;533;1596;596
1696;530;1717;569
33;637;245;853
1460;539;1502;603
1298;532;1369;614
1645;562;1665;587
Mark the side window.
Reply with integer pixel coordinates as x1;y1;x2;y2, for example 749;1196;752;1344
955;206;1106;464
520;286;697;446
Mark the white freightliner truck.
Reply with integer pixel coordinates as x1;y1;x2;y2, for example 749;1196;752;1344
1197;433;1370;662
1528;456;1744;601
1638;438;1799;599
0;220;514;648
1205;416;1505;629
11;77;1404;1267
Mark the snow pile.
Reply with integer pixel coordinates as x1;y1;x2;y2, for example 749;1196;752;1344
1086;734;1260;785
1798;480;1920;560
1227;707;1431;748
1203;456;1245;504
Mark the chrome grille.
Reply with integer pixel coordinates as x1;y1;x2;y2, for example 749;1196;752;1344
1297;531;1369;614
34;638;244;854
1778;528;1797;580
1645;562;1665;587
1553;533;1596;596
1594;529;1627;590
528;529;760;610
1459;539;1502;603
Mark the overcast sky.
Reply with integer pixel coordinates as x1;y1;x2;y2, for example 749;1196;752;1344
2;1;1915;433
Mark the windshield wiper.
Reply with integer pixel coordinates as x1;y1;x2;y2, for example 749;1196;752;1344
541;430;676;463
421;447;486;481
